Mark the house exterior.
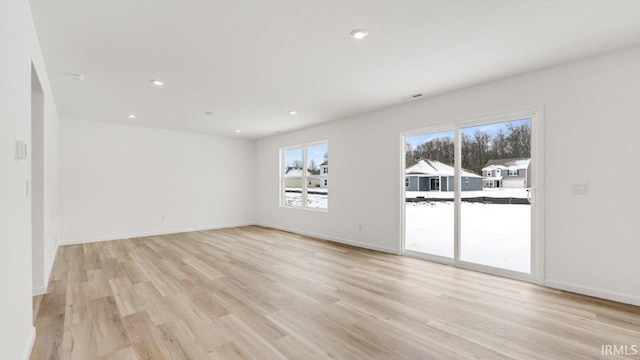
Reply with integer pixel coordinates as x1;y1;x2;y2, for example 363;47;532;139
285;161;328;189
405;160;483;191
319;160;328;188
284;167;303;188
481;158;531;188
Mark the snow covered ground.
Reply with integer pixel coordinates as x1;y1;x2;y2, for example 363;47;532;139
406;187;529;199
284;191;328;209
405;201;530;273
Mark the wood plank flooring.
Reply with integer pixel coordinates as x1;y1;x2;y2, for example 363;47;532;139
31;226;640;359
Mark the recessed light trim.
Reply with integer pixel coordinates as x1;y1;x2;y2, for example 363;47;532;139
151;80;165;86
350;29;368;40
68;72;86;80
127;114;136;119
235;129;241;133
288;110;297;115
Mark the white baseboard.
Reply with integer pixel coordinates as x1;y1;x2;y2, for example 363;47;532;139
545;279;640;306
32;286;47;296
257;223;398;254
57;222;256;246
25;327;36;360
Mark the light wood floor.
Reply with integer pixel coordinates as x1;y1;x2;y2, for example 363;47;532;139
31;226;639;359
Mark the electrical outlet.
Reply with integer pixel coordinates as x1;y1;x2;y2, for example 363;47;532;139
571;183;588;195
15;139;27;160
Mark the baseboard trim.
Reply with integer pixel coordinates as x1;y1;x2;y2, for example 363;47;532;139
57;222;256;245
257;223;397;254
545;279;640;306
25;326;36;360
32;286;47;296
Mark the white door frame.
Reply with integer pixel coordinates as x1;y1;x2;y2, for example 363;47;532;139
400;106;545;284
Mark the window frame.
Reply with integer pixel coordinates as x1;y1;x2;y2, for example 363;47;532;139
280;141;328;211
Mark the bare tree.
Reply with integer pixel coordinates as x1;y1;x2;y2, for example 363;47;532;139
291;159;303;169
309;159;318;171
405;122;531;174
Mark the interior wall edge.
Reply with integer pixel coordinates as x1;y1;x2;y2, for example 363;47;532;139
24;326;36;360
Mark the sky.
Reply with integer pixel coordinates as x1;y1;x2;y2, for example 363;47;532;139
284;143;327;169
406;118;530;147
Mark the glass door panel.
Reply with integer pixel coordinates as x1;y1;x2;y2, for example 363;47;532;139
404;130;455;258
459;118;532;273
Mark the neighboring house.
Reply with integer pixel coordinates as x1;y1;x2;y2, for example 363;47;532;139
285;162;328;189
307;168;321;188
405;160;483;191
481;158;531;188
319;160;328;188
284;167;303;188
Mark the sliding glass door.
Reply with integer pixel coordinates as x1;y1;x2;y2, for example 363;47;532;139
459;119;531;273
402;112;540;280
404;130;455;259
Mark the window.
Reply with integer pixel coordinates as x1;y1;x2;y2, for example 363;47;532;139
464;178;470;187
508;169;519;176
281;142;328;209
430;178;440;191
405;177;410;187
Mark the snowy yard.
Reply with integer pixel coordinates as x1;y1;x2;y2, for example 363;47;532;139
284;189;328;209
405;187;529;200
405;201;530;273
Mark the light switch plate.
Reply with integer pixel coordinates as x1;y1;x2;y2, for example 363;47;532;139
15;139;27;160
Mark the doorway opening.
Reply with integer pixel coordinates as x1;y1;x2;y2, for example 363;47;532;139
31;64;45;294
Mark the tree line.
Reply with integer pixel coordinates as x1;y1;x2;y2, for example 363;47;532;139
405;123;531;175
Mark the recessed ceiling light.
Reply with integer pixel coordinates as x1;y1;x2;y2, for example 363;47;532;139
127;114;136;119
68;73;86;80
151;80;164;86
350;29;368;40
288;110;297;115
235;129;241;133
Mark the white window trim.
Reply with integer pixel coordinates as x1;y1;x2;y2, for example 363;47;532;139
280;141;328;211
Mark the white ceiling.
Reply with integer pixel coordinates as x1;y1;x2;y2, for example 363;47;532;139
31;0;640;139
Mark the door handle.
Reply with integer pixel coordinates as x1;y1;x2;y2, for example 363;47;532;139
527;188;535;205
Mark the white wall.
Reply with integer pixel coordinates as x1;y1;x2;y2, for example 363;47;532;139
257;46;640;306
58;119;256;244
0;0;59;358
